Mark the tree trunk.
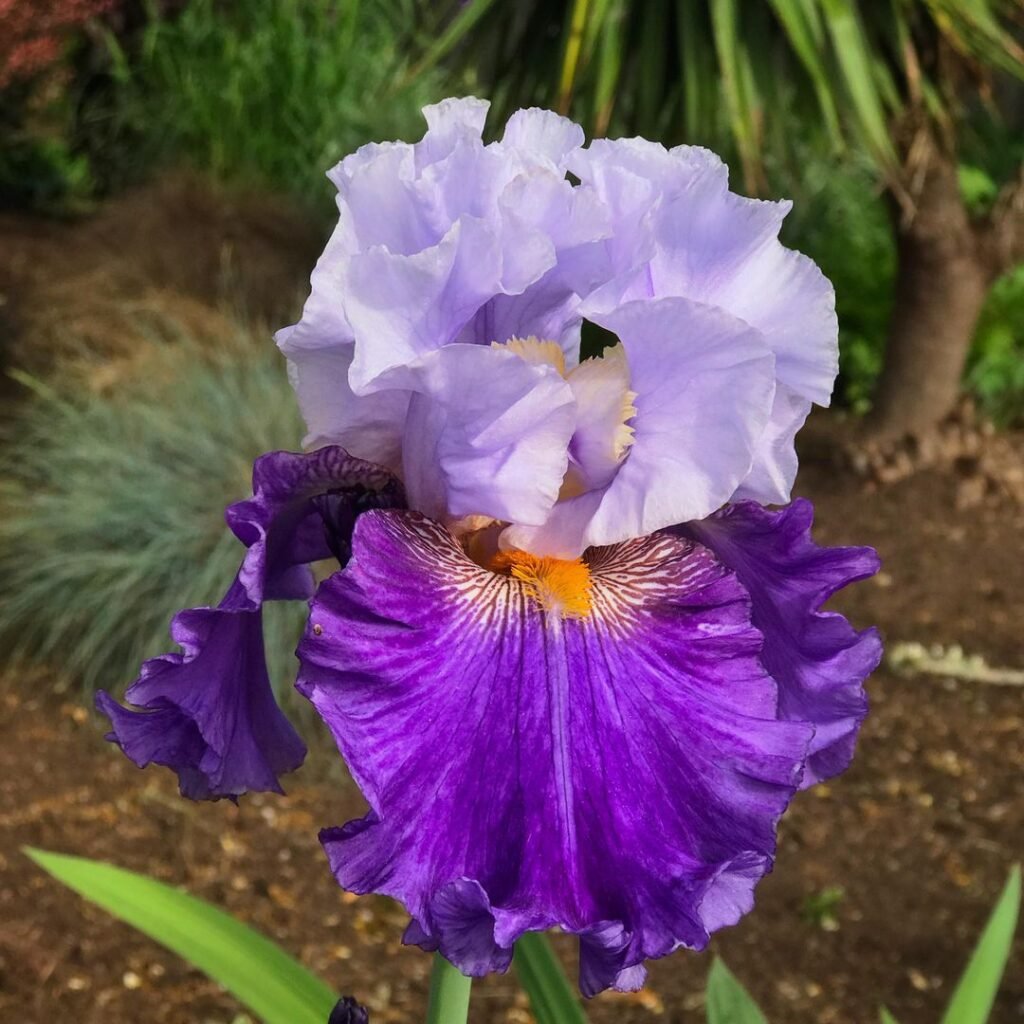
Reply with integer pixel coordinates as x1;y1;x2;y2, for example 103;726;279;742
869;146;991;439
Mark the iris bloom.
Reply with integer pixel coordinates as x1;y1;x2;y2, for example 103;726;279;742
99;99;881;995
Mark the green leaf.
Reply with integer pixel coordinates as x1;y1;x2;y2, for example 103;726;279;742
710;0;763;192
766;0;842;145
26;848;336;1024
880;1008;902;1024
408;0;498;77
514;932;588;1024
706;958;769;1024
941;865;1021;1024
425;953;473;1024
558;0;593;112
820;0;898;173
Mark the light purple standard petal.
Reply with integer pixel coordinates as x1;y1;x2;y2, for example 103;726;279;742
573;139;837;505
97;447;402;800
682;499;882;786
401;344;576;526
298;510;812;994
505;296;776;557
280;99;605;417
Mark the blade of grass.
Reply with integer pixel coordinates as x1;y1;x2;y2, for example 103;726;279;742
706;958;769;1024
941;865;1021;1024
820;0;898;174
558;0;593;113
767;0;842;145
26;848;336;1024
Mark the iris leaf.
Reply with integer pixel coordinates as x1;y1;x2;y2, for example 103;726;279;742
425;953;473;1024
706;957;769;1024
514;931;589;1024
880;1009;902;1024
940;865;1021;1024
25;848;336;1024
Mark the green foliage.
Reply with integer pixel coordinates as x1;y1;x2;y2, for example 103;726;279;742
706;958;769;1024
0;326;307;696
0;71;97;211
513;932;588;1024
104;0;446;216
800;884;845;931
26;848;336;1024
424;0;1023;191
778;151;895;412
426;955;473;1024
704;867;1021;1024
941;865;1021;1024
968;266;1024;427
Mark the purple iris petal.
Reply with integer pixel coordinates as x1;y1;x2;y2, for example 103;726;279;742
505;296;776;557
97;447;402;800
277;99;609;481
682;498;882;786
572;139;836;506
297;509;815;995
400;344;576;526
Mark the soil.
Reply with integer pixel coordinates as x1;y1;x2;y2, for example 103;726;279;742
1;189;1023;1024
0;172;322;387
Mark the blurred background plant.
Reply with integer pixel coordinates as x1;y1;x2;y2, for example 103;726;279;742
99;0;447;217
0;0;447;216
0;0;117;208
0;324;307;696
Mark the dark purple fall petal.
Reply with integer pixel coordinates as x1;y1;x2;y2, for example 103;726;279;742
297;509;815;995
97;446;403;800
682;498;882;787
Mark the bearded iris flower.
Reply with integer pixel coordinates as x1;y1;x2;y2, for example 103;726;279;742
98;99;881;996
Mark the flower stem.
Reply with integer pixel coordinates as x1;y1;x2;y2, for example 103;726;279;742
425;952;472;1023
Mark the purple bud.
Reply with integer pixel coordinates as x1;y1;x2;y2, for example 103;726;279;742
329;995;369;1024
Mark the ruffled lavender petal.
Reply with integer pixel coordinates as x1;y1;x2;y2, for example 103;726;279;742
280;98;603;452
298;510;813;994
730;383;812;506
571;138;837;505
505;296;776;557
98;446;402;800
401;344;576;526
682;499;882;786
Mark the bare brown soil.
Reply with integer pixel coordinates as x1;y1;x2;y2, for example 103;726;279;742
1;188;1022;1024
0;172;321;384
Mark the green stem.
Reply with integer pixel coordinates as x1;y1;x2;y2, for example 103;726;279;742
425;952;472;1024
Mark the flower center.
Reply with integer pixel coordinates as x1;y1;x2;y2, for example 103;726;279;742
490;549;593;619
493;335;638;497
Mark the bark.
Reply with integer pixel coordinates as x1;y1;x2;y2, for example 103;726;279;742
869;144;993;439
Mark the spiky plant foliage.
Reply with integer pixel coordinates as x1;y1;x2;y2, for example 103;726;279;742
0;324;309;696
422;0;1023;194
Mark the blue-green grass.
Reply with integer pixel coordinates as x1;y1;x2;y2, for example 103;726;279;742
0;325;308;696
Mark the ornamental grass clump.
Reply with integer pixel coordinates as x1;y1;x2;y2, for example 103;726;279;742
97;99;882;1012
0;324;306;695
